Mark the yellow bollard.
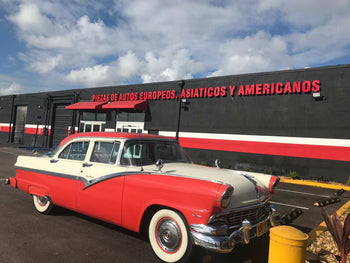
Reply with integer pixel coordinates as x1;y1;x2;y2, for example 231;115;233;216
268;225;309;263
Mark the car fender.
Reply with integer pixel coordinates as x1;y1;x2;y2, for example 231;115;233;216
121;173;225;232
239;171;280;193
28;185;49;197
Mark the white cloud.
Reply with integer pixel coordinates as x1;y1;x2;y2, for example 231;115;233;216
259;0;350;27
2;0;350;92
29;54;63;74
211;31;291;76
0;82;22;95
114;51;142;79
65;64;112;87
8;3;53;34
141;49;203;83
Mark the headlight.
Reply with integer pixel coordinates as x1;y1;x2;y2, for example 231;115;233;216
219;186;233;209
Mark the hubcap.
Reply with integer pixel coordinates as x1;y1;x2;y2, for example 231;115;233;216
37;196;48;206
156;218;182;253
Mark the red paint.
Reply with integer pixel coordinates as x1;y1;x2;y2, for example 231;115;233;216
178;137;350;162
91;79;320;102
0;126;11;132
268;176;280;194
101;100;147;111
121;173;225;232
93;90;177;102
66;101;107;110
15;169;77;209
12;166;225;233
76;178;124;225
24;127;48;135
59;132;169;147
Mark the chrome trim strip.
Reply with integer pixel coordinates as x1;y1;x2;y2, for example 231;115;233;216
14;165;230;192
82;171;153;190
15;165;152;189
14;165;77;181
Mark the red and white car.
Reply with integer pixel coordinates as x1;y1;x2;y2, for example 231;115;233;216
7;132;280;263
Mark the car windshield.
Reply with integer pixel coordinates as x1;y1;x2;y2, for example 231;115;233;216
120;140;191;166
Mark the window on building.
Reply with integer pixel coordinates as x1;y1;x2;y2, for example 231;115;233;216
79;112;107;133
82;112;107;121
118;111;145;122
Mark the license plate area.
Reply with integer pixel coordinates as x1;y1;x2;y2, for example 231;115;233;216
257;220;267;237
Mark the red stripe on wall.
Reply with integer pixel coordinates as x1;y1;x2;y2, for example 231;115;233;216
0;126;10;132
25;127;44;135
0;126;51;135
179;137;350;162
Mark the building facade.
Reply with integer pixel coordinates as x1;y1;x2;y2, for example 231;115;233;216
1;65;349;182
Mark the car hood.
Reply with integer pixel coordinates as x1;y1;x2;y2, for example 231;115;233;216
142;163;270;209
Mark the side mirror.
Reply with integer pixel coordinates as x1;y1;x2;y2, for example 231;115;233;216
215;159;222;169
156;159;164;172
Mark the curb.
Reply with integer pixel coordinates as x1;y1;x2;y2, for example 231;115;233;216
280;177;350;191
280;177;350;245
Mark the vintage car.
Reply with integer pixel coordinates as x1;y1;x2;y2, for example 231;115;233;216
6;132;280;262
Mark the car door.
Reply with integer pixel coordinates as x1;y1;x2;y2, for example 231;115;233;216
47;140;90;209
77;140;124;225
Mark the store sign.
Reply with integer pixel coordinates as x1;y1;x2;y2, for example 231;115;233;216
92;80;321;102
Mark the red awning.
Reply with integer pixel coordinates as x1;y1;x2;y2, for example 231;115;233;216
65;101;107;110
101;100;148;111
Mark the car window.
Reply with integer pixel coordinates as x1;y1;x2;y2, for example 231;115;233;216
58;141;89;161
90;141;120;164
120;140;191;166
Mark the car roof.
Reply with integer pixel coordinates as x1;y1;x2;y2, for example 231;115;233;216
60;132;174;146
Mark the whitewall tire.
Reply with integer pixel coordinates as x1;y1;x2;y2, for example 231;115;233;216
148;209;192;263
33;195;54;214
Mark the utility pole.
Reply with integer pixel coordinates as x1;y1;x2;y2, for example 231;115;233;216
176;80;185;141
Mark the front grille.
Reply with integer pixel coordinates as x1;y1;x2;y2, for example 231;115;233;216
211;203;269;228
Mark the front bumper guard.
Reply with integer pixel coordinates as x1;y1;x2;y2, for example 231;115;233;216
190;207;280;253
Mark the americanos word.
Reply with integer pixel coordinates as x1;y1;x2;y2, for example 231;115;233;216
92;80;321;102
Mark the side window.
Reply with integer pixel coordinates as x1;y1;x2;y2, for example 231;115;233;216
120;142;153;166
90;141;120;164
58;141;89;161
154;143;178;161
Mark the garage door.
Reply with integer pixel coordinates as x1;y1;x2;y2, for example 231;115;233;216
50;104;73;148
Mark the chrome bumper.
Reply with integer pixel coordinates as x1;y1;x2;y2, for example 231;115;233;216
190;206;280;253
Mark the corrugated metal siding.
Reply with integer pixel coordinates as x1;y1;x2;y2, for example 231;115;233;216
51;104;72;147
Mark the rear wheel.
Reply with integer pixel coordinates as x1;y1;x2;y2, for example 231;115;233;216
148;209;192;263
33;195;54;214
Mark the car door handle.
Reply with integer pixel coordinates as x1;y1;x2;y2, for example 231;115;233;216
82;163;93;167
50;159;58;163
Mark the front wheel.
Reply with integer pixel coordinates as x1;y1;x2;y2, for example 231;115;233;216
148;209;192;263
33;195;54;214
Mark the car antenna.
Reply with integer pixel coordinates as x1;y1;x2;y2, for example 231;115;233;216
138;132;144;172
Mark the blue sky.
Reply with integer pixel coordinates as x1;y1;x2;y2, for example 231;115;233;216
0;0;350;95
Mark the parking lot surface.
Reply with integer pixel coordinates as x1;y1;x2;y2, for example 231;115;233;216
272;182;350;233
0;147;349;262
